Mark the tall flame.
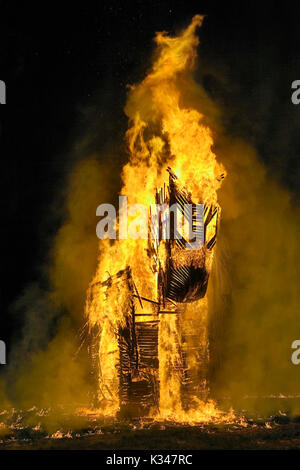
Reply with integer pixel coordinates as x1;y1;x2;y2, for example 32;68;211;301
86;15;227;421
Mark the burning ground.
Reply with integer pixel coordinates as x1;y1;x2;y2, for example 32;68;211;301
1;406;300;450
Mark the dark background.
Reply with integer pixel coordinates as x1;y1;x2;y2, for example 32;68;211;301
0;0;299;352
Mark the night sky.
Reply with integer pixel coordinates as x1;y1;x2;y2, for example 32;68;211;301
0;0;300;353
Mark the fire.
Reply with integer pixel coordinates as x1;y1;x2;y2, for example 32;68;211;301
85;15;227;422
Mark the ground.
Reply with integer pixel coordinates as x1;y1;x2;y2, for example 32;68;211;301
1;407;300;450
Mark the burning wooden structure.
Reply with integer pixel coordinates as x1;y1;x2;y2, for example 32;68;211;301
87;168;219;416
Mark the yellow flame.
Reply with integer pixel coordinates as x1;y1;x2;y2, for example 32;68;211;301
86;15;227;423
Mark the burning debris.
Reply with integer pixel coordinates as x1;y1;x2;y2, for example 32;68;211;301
85;15;226;420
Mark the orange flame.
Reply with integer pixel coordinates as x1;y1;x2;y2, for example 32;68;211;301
86;15;228;423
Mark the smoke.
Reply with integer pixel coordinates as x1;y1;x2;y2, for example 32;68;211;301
208;135;300;417
2;146;122;412
49;156;119;320
193;74;300;416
